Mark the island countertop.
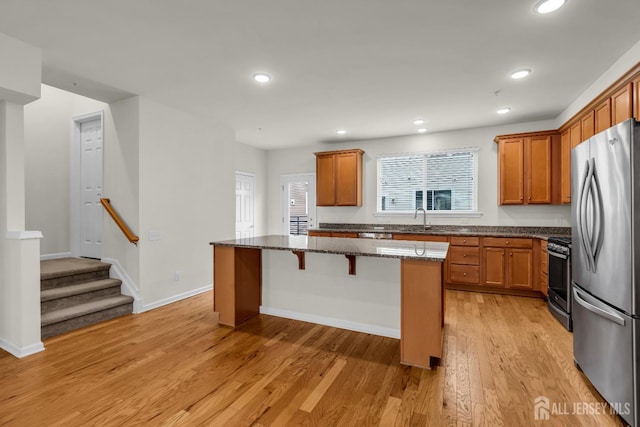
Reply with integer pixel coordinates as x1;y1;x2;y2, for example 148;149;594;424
210;234;448;262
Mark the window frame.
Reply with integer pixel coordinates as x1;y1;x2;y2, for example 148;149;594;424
375;147;481;217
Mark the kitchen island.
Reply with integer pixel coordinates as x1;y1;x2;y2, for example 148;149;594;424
210;235;448;368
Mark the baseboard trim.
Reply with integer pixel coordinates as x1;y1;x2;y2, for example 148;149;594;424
102;257;144;313
259;306;400;339
140;285;213;313
40;252;72;260
0;338;45;358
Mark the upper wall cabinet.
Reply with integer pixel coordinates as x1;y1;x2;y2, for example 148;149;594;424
634;75;640;122
315;149;364;206
495;133;558;205
496;64;640;206
612;83;633;126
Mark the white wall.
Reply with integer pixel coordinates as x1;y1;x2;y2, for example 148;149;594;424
234;142;267;236
24;85;109;256
104;96;140;286
137;98;235;307
266;120;572;233
0;33;40;104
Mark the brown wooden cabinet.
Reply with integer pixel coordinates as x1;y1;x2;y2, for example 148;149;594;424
634;75;640;122
315;149;364;207
581;111;595;141
595;99;611;133
447;236;480;286
497;135;552;205
560;129;571;204
540;240;548;297
481;238;533;290
612;83;633;126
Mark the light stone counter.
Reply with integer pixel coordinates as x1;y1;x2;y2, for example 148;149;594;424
211;234;448;262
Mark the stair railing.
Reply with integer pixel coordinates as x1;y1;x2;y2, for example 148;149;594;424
100;198;139;245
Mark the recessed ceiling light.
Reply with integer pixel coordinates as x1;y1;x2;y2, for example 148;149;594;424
417;128;428;133
413;119;425;125
511;69;531;79
497;108;511;114
534;0;566;14
253;73;271;83
336;129;347;135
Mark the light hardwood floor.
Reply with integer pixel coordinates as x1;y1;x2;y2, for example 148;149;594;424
0;290;626;426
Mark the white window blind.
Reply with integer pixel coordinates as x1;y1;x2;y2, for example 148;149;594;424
377;148;478;213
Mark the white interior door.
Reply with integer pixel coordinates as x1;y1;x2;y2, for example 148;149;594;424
80;118;104;259
281;174;316;235
235;172;255;239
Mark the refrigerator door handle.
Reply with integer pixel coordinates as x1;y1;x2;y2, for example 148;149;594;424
578;159;594;272
573;288;625;326
590;158;605;268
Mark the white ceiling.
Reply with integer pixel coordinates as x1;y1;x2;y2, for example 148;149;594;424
1;0;640;149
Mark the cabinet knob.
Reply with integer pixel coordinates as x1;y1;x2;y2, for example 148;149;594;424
506;241;510;245
463;239;467;243
463;272;467;276
463;254;467;257
510;252;513;256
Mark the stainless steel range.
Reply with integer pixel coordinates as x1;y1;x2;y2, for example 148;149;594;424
547;236;572;331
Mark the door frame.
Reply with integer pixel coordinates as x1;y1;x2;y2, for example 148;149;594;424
235;171;256;238
70;110;105;258
280;173;317;235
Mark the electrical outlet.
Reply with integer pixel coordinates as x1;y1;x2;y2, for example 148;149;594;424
174;271;182;281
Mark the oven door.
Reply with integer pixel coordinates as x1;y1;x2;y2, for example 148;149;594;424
548;249;569;312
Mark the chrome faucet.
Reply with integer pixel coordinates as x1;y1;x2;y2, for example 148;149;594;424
414;207;431;230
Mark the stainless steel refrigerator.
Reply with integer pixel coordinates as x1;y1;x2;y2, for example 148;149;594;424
572;118;640;427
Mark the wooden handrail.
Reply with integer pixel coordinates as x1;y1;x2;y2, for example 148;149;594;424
100;198;139;245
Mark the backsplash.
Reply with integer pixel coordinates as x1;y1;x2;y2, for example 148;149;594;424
318;223;571;235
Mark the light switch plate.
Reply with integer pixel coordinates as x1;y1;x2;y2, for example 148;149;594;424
149;230;162;241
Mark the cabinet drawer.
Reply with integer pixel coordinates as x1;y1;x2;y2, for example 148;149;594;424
483;237;532;248
449;236;479;246
449;265;480;284
449;246;479;265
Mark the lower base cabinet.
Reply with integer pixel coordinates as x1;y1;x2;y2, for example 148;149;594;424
481;238;533;290
308;231;543;296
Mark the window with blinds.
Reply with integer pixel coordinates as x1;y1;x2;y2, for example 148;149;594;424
377;148;478;213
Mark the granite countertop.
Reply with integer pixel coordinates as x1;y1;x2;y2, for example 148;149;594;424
210;235;448;262
310;223;571;240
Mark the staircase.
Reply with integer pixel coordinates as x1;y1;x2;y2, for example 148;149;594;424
40;257;134;339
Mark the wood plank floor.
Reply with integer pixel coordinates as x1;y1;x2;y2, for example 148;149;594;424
0;290;626;426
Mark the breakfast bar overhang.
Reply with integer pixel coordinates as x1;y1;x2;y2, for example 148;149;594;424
210;235;449;369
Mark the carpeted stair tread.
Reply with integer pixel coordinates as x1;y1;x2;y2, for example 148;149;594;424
41;295;134;327
41;278;122;302
41;257;111;281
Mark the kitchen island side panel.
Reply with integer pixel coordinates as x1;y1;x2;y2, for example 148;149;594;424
401;259;443;368
213;246;262;327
